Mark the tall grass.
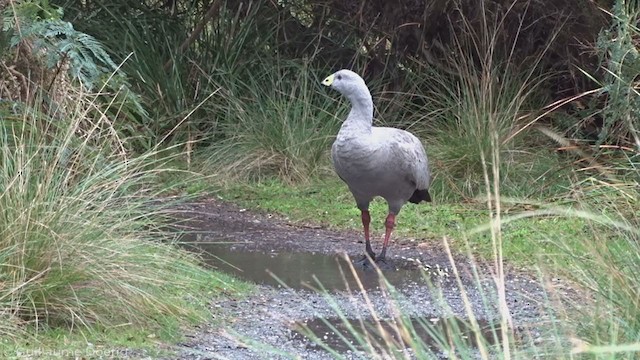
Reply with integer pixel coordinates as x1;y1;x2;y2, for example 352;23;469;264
396;2;563;200
64;3;200;150
553;159;640;351
62;0;291;152
411;65;560;200
0;87;221;344
201;61;342;183
547;0;640;350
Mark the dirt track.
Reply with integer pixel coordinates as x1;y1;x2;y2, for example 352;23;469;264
168;199;559;359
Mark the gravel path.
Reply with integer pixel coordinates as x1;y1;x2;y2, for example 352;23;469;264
166;199;567;359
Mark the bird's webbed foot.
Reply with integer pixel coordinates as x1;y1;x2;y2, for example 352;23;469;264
374;255;387;264
375;249;388;264
355;252;375;268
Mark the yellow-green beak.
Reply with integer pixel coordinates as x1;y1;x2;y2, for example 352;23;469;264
321;74;335;86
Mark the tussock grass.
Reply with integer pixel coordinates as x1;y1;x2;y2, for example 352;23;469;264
552;174;640;351
0;89;232;347
201;61;342;183
394;2;562;200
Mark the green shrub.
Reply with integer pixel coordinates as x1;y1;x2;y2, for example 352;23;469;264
595;0;640;148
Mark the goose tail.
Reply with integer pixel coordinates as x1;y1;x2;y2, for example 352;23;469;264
408;188;431;204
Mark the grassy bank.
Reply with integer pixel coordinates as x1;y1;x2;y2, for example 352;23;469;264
0;93;252;357
0;4;258;355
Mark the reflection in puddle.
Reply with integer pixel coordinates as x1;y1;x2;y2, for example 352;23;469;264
292;316;499;354
182;239;428;291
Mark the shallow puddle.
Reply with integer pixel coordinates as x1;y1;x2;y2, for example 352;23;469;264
182;239;428;291
292;316;499;354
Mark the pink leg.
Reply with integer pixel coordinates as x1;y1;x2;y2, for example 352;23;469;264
378;213;396;261
361;210;375;259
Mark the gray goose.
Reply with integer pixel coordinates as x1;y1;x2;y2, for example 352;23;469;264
322;69;432;262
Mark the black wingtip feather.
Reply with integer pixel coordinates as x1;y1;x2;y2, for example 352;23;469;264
408;189;431;204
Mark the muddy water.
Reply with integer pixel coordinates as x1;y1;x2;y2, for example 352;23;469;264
183;240;429;291
292;316;499;354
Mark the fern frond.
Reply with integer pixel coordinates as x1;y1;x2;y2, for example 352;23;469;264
9;17;119;91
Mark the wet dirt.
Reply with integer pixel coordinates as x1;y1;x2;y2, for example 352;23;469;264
292;316;499;354
169;198;564;359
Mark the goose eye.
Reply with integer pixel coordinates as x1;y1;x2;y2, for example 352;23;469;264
337;74;342;80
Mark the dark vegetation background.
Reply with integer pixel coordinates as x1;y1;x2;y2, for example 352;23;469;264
5;0;637;194
3;0;634;152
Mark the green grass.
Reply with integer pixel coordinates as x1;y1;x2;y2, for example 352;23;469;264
1;269;250;359
406;69;550;199
551;176;640;349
